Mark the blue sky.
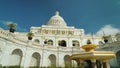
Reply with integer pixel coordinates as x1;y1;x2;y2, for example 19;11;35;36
0;0;120;35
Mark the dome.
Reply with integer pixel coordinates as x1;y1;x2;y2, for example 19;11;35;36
47;11;67;27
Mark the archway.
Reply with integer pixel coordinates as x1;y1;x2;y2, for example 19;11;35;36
34;39;40;44
10;49;23;66
116;51;120;67
72;40;80;47
98;41;104;45
49;54;56;67
64;55;72;67
58;40;67;47
48;39;53;45
30;52;41;68
44;39;47;44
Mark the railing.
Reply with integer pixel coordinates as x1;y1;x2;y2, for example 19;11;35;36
42;46;83;53
0;28;84;52
0;28;28;46
0;28;11;38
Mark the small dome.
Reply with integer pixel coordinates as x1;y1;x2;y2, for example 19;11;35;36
47;11;67;27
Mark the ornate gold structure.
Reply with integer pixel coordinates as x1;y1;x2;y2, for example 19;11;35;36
71;43;115;68
82;44;97;52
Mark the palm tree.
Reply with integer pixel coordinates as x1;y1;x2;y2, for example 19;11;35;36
8;23;16;33
27;32;34;40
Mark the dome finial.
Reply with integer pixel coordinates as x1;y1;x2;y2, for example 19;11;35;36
55;10;59;16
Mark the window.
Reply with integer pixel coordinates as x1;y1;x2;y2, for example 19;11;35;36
58;40;67;47
34;39;40;43
48;39;53;45
72;40;80;47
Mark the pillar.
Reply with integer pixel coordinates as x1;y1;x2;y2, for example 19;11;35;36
103;60;110;68
91;59;97;68
75;59;80;68
21;48;32;68
80;60;84;68
100;61;103;68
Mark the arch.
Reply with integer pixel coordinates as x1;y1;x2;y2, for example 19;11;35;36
58;40;67;47
44;39;47;44
48;39;53;45
34;39;40;43
9;49;23;66
30;52;41;68
98;41;104;45
49;54;56;67
64;55;72;67
116;51;120;67
72;40;80;47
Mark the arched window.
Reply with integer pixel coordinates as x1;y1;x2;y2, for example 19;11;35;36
72;40;80;47
9;49;23;66
64;55;72;68
30;52;41;68
98;41;104;45
44;39;47;44
48;39;53;45
49;54;56;67
34;39;40;44
58;40;61;46
58;40;67;47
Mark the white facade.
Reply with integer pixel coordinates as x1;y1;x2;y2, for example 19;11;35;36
0;11;119;68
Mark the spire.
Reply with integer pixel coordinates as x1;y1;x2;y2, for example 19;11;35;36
55;10;59;16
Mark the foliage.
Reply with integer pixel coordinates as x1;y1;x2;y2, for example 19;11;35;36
7;23;16;33
2;66;20;68
8;23;16;28
27;32;34;37
1;65;79;68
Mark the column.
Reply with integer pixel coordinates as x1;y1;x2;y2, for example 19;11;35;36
57;47;59;67
28;40;32;46
103;60;110;68
80;60;84;68
100;61;103;68
21;48;32;68
0;50;10;66
91;59;97;68
75;59;80;68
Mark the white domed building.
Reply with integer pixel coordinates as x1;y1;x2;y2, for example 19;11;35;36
0;11;119;68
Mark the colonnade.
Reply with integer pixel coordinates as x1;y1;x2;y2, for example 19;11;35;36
75;59;110;68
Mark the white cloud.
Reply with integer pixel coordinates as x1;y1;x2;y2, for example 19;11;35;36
96;24;120;36
0;20;17;26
